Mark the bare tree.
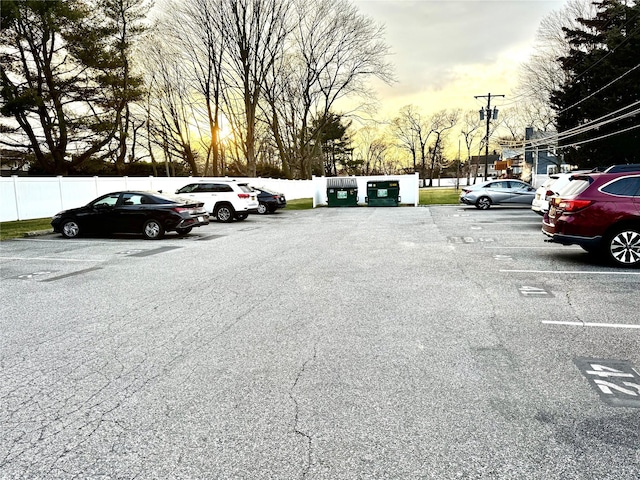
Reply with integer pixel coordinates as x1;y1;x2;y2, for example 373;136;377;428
426;109;460;187
219;0;291;177
143;40;206;175
391;105;435;185
354;125;391;175
263;0;393;178
160;0;226;176
516;0;596;126
459;111;482;184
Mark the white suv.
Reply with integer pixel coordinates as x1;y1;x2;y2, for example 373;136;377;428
175;181;258;222
531;170;589;215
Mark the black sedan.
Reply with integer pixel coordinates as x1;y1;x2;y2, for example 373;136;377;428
253;187;287;214
51;191;209;239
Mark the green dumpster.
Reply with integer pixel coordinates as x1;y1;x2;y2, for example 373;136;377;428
366;180;400;206
326;177;359;207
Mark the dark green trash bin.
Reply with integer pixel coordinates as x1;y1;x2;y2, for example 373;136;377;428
366;180;400;206
326;177;359;207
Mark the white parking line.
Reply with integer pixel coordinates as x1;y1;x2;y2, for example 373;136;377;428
501;269;640;276
0;256;106;263
542;321;640;329
485;246;577;249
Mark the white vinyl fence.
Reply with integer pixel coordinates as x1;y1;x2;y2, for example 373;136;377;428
1;173;421;222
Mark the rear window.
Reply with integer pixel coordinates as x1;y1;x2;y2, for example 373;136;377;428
557;176;592;197
239;184;254;193
150;193;186;204
600;177;640;197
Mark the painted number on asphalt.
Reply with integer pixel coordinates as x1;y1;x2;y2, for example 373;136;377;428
448;237;475;243
17;271;54;280
518;285;553;297
574;357;640;408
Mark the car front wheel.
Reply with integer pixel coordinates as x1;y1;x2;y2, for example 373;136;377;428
61;219;80;238
606;227;640;267
476;196;491;210
143;219;165;239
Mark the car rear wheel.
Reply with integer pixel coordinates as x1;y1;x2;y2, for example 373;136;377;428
214;204;234;222
606;227;640;267
61;219;80;238
143;219;165;239
257;203;268;214
476;196;491;210
176;227;193;235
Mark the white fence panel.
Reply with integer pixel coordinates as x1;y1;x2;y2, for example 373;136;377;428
1;174;427;222
0;176;316;222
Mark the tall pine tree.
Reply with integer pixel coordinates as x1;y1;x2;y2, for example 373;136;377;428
551;0;640;168
0;0;147;174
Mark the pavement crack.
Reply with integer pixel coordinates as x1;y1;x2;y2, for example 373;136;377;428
289;344;317;479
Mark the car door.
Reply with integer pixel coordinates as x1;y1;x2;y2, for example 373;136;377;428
485;181;511;203
112;192;150;233
508;181;536;204
82;192;121;233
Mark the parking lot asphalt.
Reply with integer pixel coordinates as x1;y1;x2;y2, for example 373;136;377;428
1;205;639;479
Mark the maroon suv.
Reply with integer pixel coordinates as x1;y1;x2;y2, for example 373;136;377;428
542;172;640;267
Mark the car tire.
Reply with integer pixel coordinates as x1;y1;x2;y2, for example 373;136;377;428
476;196;491;210
176;227;193;235
257;203;268;215
214;204;234;222
143;219;165;239
61;219;80;238
605;226;640;267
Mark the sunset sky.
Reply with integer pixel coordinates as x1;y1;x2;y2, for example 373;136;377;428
351;0;566;119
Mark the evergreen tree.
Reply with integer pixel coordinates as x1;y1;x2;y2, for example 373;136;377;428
0;0;147;174
310;113;353;177
551;0;640;168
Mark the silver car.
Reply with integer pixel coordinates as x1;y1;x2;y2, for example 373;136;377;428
460;179;536;209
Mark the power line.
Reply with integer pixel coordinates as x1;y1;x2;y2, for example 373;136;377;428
557;62;640;114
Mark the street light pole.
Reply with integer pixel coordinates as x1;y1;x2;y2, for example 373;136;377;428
474;93;504;181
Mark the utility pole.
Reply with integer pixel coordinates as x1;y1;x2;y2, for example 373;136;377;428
475;93;504;180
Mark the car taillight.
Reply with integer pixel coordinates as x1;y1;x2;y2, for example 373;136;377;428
238;193;249;199
273;195;279;199
556;199;593;212
545;189;555;198
172;207;189;213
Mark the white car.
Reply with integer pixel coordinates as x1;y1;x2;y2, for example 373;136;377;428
531;171;589;215
176;181;259;222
